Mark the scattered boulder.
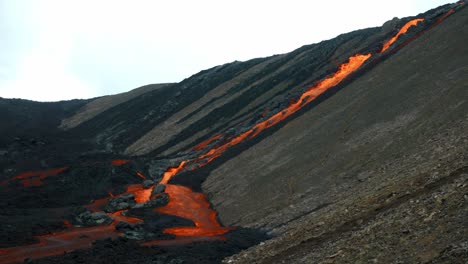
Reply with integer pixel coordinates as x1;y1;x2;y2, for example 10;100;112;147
104;194;136;213
152;184;166;196
115;222;164;241
73;209;113;226
132;193;169;209
142;180;154;189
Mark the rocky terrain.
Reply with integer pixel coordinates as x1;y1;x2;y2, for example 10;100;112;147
0;1;467;263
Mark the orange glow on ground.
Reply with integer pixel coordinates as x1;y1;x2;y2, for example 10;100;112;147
126;184;153;203
136;171;147;180
192;54;371;167
0;8;459;262
83;197;109;212
160;161;187;184
110;210;143;224
381;18;424;52
111;159;131;166
155;184;231;237
192;134;224;151
0;167;68;188
437;9;455;22
63;220;72;228
0;224;119;264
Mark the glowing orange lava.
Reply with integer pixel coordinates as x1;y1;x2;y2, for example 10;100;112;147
192;134;224;151
191;54;371;167
437;9;455;23
381;18;424;52
136;171;147;180
126;184;153;203
155;184;231;237
110;210;143;224
0;8;459;263
0;167;68;187
111;159;131;166
0;224;119;264
160;161;187;184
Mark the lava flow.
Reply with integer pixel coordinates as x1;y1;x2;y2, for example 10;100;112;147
152;54;372;240
147;184;231;243
192;133;224;151
0;167;68;188
191;53;371;167
381;18;425;53
0;7;460;264
0;224;120;264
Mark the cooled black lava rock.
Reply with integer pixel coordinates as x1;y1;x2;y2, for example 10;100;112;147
147;160;174;181
132;193;169;209
115;222;170;241
73;209;113;227
142;180;154;189
152;184;166;196
104;193;136;213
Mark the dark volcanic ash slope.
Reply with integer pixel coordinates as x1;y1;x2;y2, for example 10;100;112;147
0;2;467;264
204;2;468;229
220;4;468;264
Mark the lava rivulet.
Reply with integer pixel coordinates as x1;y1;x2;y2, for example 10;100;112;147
152;53;371;242
192;133;224;151
0;167;68;188
381;18;424;52
190;53;371;168
160;161;186;184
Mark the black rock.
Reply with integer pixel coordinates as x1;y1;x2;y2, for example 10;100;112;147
142;180;154;189
132;193;169;209
152;184;166;196
104;194;136;213
147;160;173;181
73;210;113;227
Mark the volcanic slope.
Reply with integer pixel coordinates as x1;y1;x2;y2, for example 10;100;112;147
220;4;468;264
0;2;467;264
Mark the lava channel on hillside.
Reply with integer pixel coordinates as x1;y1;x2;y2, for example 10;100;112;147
0;6;461;264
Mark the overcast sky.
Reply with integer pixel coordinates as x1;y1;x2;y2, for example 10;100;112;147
0;0;453;101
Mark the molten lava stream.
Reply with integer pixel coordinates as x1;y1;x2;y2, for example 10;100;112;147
144;184;230;246
149;54;372;243
0;167;68;188
0;224;119;264
126;184;153;203
381;18;424;53
190;53;371;167
1;9;459;262
0;195;145;264
192;133;224;151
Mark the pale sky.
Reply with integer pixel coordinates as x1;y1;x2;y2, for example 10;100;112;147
0;0;453;101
